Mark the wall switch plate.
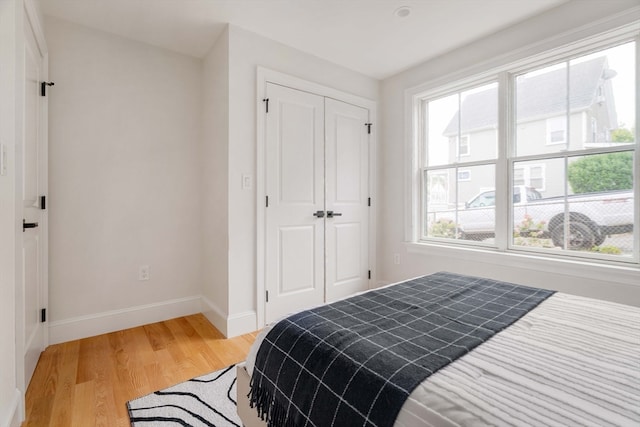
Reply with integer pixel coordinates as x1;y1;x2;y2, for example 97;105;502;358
139;265;150;281
242;174;252;190
393;253;401;265
0;144;6;176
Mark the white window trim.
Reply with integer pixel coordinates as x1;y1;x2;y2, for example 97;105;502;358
404;21;640;269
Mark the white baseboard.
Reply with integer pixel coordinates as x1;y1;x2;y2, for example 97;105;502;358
1;388;21;427
200;297;257;338
227;310;257;337
200;296;228;336
48;295;202;344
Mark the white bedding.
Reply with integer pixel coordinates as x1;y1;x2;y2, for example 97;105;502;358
246;292;640;426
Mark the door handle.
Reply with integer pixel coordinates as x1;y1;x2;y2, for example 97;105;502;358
313;210;325;218
23;219;39;232
327;211;342;218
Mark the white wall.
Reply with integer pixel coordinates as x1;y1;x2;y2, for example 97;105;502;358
379;1;640;305
201;27;230;329
200;25;379;335
45;17;204;343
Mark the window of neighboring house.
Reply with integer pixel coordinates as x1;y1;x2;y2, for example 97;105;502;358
414;33;637;265
514;164;546;191
546;116;567;145
458;135;470;157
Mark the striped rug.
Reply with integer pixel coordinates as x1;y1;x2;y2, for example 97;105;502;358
127;364;241;426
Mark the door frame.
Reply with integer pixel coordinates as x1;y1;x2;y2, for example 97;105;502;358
256;67;377;329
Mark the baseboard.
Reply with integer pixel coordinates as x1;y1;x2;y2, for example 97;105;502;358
1;388;21;427
200;296;228;336
48;295;202;344
227;310;257;337
200;297;257;338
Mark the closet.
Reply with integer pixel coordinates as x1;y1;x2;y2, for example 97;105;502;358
264;82;371;323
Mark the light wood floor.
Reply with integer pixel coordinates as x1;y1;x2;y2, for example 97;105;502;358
23;314;258;427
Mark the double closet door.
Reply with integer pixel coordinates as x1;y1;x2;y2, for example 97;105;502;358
265;83;370;324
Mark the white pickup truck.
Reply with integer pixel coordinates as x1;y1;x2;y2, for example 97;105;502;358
432;185;634;249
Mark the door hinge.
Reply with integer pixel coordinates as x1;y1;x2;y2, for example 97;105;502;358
41;81;54;97
41;308;47;323
368;270;371;280
266;195;269;207
365;123;372;134
40;195;46;210
263;98;269;113
368;197;371;207
265;290;269;303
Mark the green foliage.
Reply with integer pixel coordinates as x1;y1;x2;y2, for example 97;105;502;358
611;127;635;142
567;152;633;193
589;245;622;255
513;214;553;247
429;219;459;238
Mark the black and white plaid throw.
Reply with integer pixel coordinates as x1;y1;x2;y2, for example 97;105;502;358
249;272;554;427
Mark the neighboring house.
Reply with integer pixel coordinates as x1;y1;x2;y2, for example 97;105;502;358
434;56;618;206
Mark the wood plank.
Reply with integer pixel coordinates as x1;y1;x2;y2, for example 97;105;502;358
24;314;258;427
71;380;95;427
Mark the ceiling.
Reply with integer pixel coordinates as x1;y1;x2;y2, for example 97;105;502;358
38;0;569;79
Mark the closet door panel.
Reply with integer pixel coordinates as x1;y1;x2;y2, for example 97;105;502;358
325;98;370;302
265;83;325;323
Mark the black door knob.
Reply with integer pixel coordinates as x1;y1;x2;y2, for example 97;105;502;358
23;219;39;232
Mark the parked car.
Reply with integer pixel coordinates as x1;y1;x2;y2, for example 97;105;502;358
431;185;634;249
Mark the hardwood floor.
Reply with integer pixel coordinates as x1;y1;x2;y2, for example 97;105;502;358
23;314;258;427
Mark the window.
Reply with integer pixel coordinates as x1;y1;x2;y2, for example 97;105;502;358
421;83;498;242
414;33;637;264
458;170;471;181
457;135;470;157
546;117;567;145
514;163;546;191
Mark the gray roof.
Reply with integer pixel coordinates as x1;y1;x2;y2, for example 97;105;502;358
443;56;609;135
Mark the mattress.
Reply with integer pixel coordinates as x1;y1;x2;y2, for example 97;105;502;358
245;291;640;426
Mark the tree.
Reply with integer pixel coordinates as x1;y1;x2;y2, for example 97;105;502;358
567;152;633;193
610;127;635;143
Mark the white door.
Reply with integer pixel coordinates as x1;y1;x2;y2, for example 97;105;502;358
22;15;47;387
265;83;325;323
264;84;370;323
325;98;369;302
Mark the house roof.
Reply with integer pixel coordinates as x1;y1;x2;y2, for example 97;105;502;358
443;56;610;135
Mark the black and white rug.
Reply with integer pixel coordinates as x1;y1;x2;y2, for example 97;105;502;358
127;364;241;426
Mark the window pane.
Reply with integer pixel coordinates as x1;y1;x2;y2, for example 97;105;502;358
426;83;497;166
516;42;636;156
427;95;458;167
516;62;568;156
512;158;563;250
575;42;635;147
512;154;634;258
425;165;496;242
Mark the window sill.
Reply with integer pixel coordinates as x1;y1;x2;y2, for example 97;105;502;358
405;241;640;287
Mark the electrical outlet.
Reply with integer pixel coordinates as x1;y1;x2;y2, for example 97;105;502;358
393;253;401;265
139;265;150;281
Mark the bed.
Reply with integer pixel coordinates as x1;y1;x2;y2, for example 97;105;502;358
236;272;640;427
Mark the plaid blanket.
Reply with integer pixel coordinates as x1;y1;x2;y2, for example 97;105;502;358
249;272;554;427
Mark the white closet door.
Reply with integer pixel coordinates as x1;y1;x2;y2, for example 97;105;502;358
265;83;325;324
22;14;47;387
325;98;370;302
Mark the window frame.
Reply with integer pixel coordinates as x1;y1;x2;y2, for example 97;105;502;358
407;25;639;268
